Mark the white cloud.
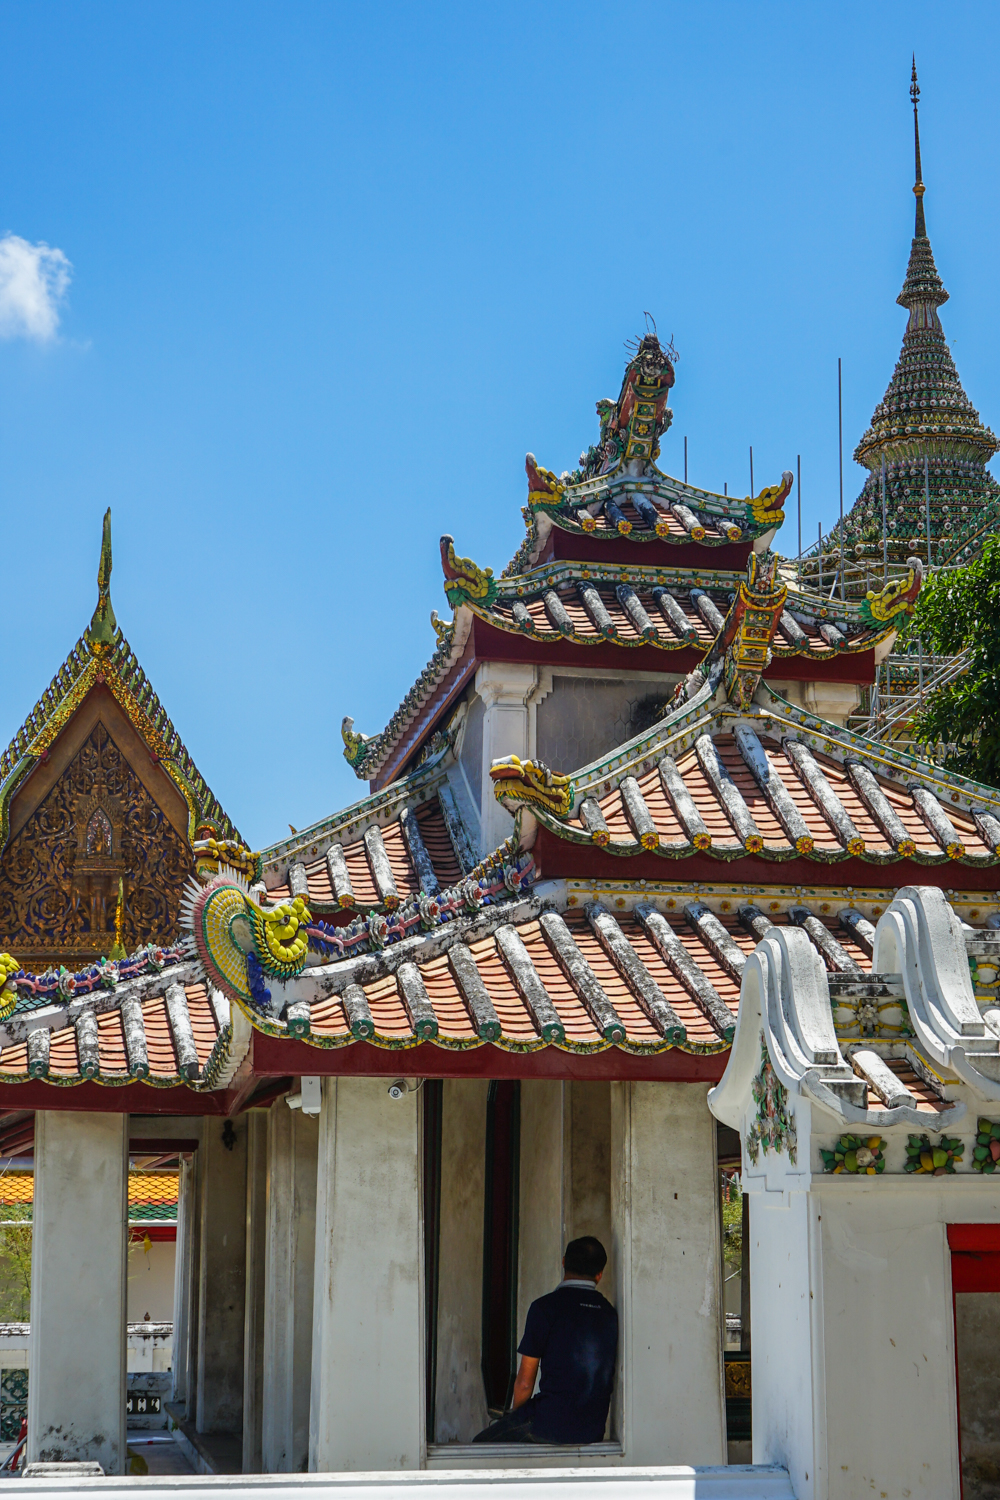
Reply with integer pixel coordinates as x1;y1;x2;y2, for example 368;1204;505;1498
0;234;72;342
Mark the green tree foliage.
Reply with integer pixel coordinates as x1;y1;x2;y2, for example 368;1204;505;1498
904;537;1000;784
0;1202;32;1322
721;1172;742;1276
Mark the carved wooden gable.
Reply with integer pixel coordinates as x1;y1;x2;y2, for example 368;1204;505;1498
0;714;192;969
0;513;242;975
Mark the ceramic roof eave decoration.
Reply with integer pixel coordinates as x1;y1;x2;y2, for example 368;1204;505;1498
438;551;915;665
0;511;243;853
170;853;1000;1074
0;935;251;1090
340;604;473;782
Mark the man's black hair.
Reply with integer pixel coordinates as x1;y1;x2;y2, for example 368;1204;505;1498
563;1235;608;1279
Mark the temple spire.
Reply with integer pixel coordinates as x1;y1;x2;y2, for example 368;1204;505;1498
911;56;926;237
86;508;117;649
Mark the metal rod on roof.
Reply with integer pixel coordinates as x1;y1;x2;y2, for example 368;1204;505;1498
881;456;888;578
724;482;727;496
749;446;754;498
838;358;845;601
925;454;932;567
797;454;802;561
818;522;823;595
684;435;688;484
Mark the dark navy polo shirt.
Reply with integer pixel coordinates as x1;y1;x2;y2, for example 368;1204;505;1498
517;1280;618;1444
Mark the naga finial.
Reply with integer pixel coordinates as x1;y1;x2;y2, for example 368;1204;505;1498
342;716;370;769
490;755;574;819
86;508;117;650
859;556;923;629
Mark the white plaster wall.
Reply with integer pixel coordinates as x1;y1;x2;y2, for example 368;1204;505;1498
243;1110;269;1474
817;1185;962;1500
568;1082;614;1301
434;1079;489;1443
748;1190;824;1497
127;1240;175;1322
517;1081;566;1338
27;1111;127;1473
613;1082;725;1467
309;1078;424;1473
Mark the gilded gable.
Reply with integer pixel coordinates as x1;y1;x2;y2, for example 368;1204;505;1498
0;721;192;969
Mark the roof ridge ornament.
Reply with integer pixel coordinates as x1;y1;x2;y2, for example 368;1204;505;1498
86;508;117;650
858;555;923;628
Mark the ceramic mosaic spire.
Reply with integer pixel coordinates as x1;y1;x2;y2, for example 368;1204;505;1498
826;63;1000;574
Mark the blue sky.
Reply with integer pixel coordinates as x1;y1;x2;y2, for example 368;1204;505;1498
2;2;999;847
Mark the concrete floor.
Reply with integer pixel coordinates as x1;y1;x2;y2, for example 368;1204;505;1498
126;1435;196;1476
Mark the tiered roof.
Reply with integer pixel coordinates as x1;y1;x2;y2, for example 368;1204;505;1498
342;332;904;788
806;64;1000;579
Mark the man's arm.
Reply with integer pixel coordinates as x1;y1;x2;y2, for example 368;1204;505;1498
510;1355;540;1410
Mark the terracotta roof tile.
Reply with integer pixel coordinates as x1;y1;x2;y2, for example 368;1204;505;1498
550;709;997;870
884;1056;948;1112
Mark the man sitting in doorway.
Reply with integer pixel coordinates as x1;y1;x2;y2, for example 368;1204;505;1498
473;1235;618;1445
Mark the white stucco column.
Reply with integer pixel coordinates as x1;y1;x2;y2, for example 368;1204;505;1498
196;1117;247;1434
611;1082;725;1466
433;1079;489;1443
309;1078;423;1472
476;662;545;854
262;1101;318;1473
171;1154;195;1407
242;1111;268;1473
27;1111;128;1473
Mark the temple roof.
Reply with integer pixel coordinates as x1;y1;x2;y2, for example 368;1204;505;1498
491;673;1000;875
807;65;1000;578
441;552;904;662
506;331;790;573
342;331;796;785
0;942;248;1090
187;863;994;1094
0;511;241;852
261;741;475;911
0;1169;179;1226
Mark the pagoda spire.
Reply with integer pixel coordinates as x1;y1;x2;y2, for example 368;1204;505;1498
86;508;117;648
805;64;1000;580
896;61;947;318
910;56;926;238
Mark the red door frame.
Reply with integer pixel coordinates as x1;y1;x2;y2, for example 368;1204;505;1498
947;1224;1000;1499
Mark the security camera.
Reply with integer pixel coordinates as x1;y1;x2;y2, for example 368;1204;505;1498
387;1078;424;1100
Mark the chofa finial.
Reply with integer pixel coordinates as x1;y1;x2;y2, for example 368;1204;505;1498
86;508;117;649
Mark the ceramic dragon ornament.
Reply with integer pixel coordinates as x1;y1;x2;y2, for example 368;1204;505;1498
181;868;312;1019
858;556;923;629
490;755;575;818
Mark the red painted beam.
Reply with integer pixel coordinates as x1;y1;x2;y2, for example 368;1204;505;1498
546;528;753;573
472;621;875;688
250;1031;726;1083
0;1082;233;1115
